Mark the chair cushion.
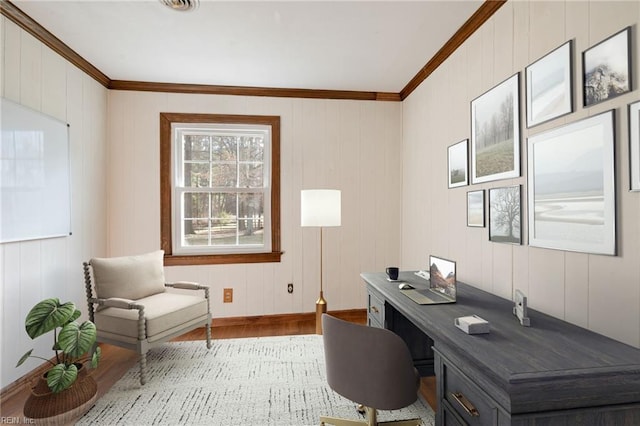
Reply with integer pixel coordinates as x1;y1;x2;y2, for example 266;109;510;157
91;250;166;300
94;292;208;340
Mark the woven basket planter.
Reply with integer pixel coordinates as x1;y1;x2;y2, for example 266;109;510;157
23;364;97;425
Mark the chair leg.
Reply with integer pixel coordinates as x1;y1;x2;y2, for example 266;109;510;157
319;415;365;426
366;407;421;426
365;407;377;426
378;420;421;426
321;406;419;426
206;322;212;349
139;352;147;385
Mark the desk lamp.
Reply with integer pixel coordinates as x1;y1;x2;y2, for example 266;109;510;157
301;189;341;334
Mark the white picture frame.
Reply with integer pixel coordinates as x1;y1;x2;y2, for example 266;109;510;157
526;40;573;128
527;110;616;255
471;74;520;184
488;185;521;244
467;190;485;227
629;100;640;191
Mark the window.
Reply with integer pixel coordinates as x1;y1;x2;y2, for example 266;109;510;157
160;113;281;265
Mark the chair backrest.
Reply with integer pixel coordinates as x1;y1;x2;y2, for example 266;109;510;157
89;250;167;300
322;314;418;410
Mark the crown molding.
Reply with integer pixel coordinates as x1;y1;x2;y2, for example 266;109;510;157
109;80;402;102
2;0;504;102
0;0;110;87
400;0;507;100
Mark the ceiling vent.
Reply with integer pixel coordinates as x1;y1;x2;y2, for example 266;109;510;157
159;0;199;12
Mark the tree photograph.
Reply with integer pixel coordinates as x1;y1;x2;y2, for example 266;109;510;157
471;74;520;183
489;185;521;244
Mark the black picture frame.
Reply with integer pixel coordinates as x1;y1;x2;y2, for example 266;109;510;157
448;139;468;188
526;40;574;128
467;190;485;227
582;26;632;107
488;185;521;245
471;73;520;184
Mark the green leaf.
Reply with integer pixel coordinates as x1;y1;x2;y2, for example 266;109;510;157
25;299;76;339
69;309;82;323
91;346;101;368
16;349;33;367
47;363;77;393
58;321;96;358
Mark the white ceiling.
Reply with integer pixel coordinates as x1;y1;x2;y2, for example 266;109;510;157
12;0;484;93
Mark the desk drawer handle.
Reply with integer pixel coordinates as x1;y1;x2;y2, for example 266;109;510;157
451;392;479;417
370;305;379;314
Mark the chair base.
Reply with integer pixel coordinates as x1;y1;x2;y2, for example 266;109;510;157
95;320;211;385
320;406;421;426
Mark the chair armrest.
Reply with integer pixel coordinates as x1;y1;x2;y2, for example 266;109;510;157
90;297;147;341
165;282;211;316
91;297;140;310
166;281;208;291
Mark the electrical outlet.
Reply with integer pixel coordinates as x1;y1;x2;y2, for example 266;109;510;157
287;283;294;294
223;288;233;303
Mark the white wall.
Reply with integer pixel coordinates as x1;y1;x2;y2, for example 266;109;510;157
402;1;640;348
0;17;108;388
106;91;402;319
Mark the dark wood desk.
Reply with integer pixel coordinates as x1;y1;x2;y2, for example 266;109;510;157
362;271;640;425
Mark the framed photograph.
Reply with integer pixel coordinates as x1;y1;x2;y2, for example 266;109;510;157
467;190;485;227
583;26;631;107
488;185;521;244
526;40;573;127
448;139;468;188
630;100;640;191
471;73;520;184
527;110;616;255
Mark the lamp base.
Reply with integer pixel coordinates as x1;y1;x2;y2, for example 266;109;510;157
315;291;327;334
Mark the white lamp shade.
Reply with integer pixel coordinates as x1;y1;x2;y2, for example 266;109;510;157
301;189;341;227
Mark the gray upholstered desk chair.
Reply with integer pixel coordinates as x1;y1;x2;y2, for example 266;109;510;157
321;314;421;426
83;250;212;385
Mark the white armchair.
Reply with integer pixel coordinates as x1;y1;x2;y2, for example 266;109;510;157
83;250;212;385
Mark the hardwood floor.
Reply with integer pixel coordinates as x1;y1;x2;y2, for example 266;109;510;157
0;310;436;422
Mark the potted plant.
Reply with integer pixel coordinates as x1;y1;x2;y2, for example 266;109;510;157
16;298;101;423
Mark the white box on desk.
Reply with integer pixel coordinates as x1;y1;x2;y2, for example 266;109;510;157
454;315;490;334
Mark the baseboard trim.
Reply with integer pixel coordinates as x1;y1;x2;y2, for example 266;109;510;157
211;309;366;327
0;358;52;403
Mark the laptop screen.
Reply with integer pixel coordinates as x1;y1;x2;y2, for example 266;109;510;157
429;255;456;299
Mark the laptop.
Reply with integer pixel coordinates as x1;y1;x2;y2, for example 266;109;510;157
400;255;456;305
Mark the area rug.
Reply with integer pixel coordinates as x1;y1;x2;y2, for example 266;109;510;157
77;335;435;425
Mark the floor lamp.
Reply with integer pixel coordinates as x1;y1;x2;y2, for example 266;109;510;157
301;189;341;334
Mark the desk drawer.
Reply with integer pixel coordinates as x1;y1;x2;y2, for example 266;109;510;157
368;291;384;327
441;400;467;426
442;358;498;425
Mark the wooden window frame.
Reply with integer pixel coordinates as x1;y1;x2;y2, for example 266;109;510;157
160;113;281;265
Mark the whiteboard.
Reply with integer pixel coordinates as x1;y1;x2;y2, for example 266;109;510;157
1;98;71;243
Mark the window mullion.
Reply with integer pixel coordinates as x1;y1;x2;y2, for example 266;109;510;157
208;135;213;188
235;136;240;246
207;192;212;246
208;135;212;247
